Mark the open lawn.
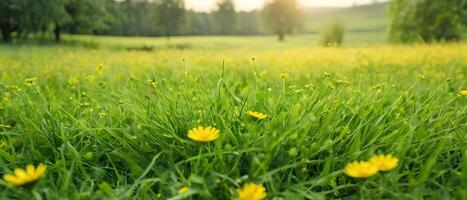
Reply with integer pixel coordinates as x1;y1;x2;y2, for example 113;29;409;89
0;35;466;199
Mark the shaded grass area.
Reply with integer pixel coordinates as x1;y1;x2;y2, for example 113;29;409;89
0;37;466;199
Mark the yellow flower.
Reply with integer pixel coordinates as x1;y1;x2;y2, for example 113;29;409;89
235;183;267;200
369;154;398;171
96;64;104;76
188;126;219;143
280;72;289;79
178;186;189;194
3;163;47;186
417;74;427;80
86;75;96;82
460;90;467;96
24;77;37;86
68;76;79;85
344;161;378;178
247;111;268;120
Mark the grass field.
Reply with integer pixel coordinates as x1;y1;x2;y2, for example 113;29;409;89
305;3;388;33
0;35;466;199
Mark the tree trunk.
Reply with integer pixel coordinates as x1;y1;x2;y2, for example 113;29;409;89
54;25;61;42
166;32;171;41
1;26;12;43
278;32;285;41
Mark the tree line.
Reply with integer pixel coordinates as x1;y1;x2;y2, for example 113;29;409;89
1;0;466;43
0;0;302;43
389;0;467;43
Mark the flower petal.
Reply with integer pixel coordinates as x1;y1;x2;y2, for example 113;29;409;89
14;169;28;180
3;174;23;186
34;164;47;178
26;164;35;176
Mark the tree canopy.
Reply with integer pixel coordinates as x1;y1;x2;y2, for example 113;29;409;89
2;0;464;44
214;0;237;35
389;0;466;43
263;0;303;41
156;0;185;40
0;0;267;43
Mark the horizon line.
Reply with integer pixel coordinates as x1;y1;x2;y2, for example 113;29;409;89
186;1;388;13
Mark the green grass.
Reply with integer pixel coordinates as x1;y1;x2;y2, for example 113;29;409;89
0;35;466;199
61;32;387;50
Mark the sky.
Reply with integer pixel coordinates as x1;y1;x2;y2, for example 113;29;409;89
185;0;389;12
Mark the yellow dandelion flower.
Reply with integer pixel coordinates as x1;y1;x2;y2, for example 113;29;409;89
235;183;266;200
417;74;427;80
3;163;47;186
280;72;289;79
344;161;378;178
147;80;157;88
86;75;96;82
96;64;104;76
247;111;268;120
68;76;79;85
178;186;189;194
369;154;398;171
460;90;467;96
24;77;37;86
188;126;220;143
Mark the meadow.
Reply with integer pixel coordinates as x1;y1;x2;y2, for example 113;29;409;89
0;35;466;199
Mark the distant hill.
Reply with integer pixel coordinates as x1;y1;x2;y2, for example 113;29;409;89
303;2;389;34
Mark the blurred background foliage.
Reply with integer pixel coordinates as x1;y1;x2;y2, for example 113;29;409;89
0;0;466;43
320;22;345;46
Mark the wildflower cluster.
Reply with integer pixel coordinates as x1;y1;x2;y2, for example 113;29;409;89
345;154;398;178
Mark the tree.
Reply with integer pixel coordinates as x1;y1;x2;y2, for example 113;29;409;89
0;0;112;43
120;0;158;36
57;0;111;41
262;0;302;41
237;11;261;35
37;0;72;42
156;0;185;40
320;22;345;46
214;0;237;35
0;0;25;42
183;11;214;35
462;1;467;26
94;0;128;36
389;0;465;43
